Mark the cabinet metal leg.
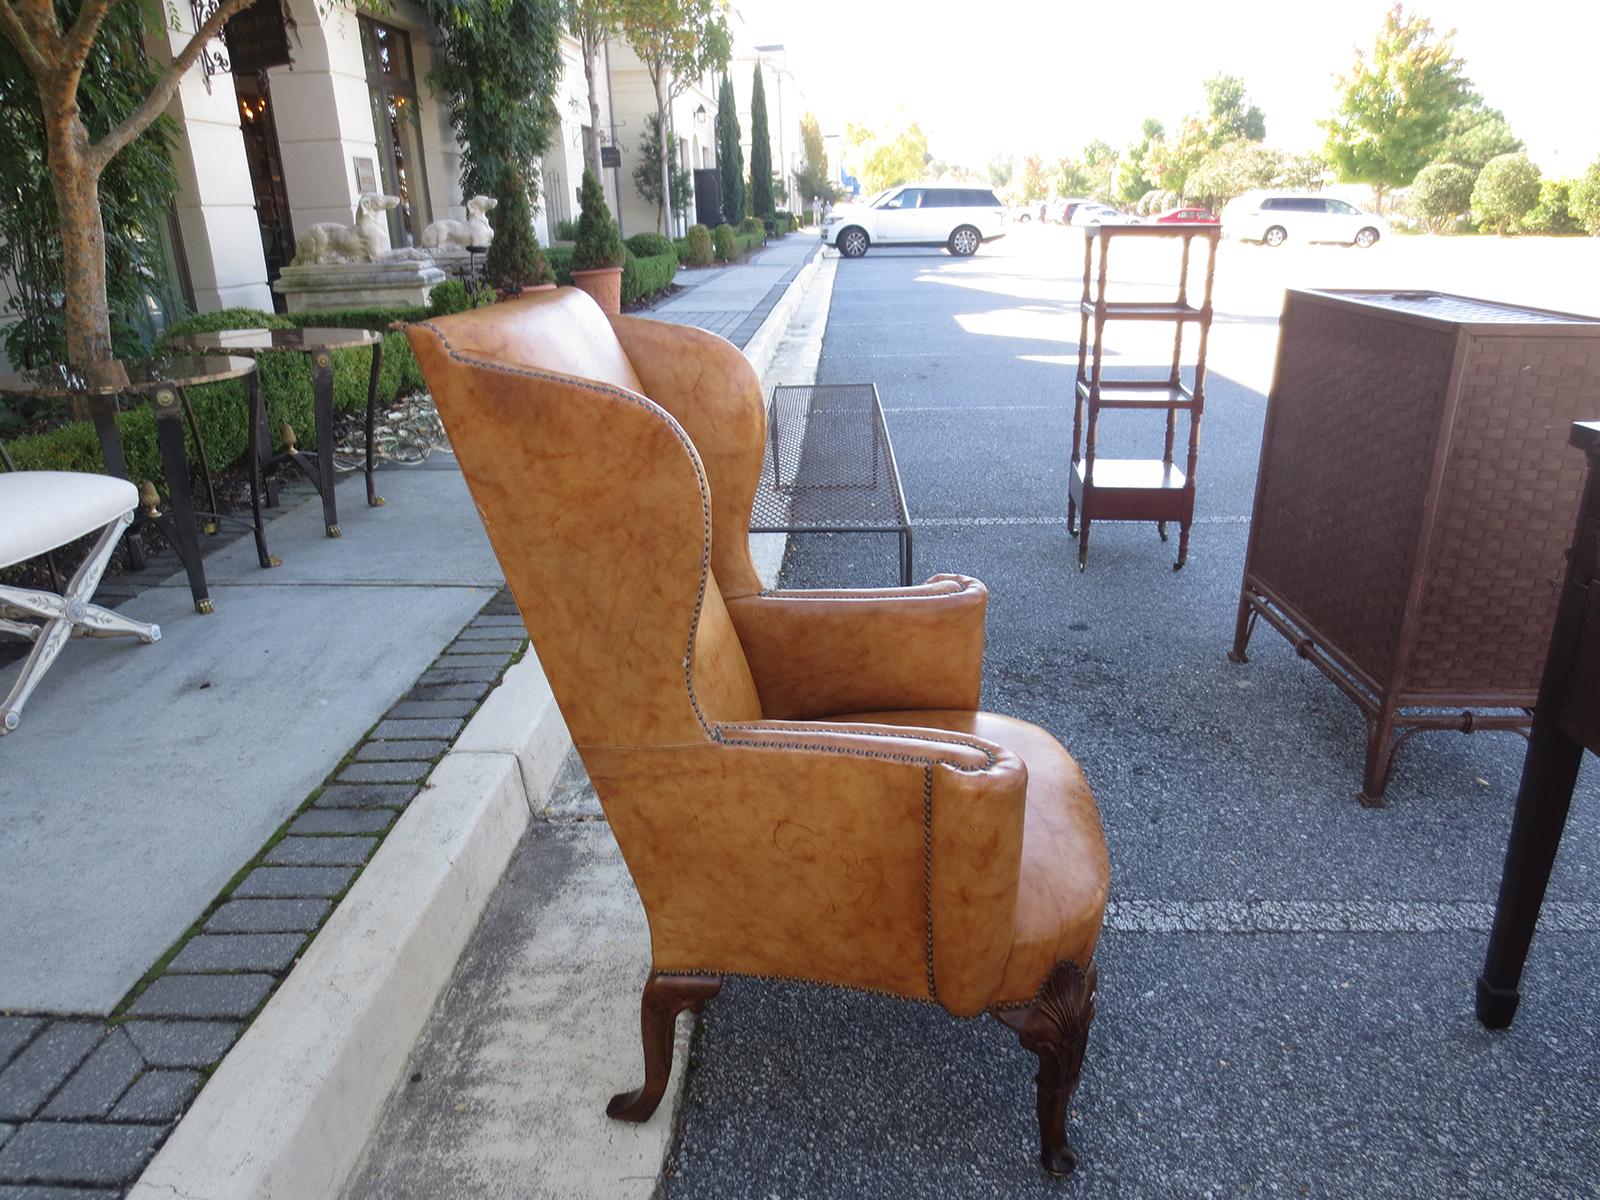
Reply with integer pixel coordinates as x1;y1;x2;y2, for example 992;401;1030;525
312;350;340;537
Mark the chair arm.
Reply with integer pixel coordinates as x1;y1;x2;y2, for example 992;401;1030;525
723;574;988;719
583;717;1024;1016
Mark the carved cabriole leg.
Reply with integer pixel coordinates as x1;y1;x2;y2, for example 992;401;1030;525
607;970;722;1123
994;960;1098;1177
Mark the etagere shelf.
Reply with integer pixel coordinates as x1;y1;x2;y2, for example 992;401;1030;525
1069;223;1220;570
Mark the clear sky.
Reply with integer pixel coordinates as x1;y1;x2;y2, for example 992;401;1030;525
729;0;1599;177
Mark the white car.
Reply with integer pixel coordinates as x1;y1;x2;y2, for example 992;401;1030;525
1222;192;1388;248
822;184;1007;257
1069;203;1139;227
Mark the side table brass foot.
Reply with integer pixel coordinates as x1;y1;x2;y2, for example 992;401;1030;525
267;555;283;568
369;496;387;507
326;524;342;538
196;598;215;615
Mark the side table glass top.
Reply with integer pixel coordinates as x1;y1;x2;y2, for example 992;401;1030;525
169;328;382;355
0;355;256;396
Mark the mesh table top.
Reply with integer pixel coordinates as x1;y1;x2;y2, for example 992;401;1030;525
750;383;911;533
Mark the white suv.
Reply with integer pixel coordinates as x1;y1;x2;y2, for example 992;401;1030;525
822;184;1007;257
1222;192;1388;248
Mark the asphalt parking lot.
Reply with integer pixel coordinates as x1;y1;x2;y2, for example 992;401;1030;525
660;226;1600;1199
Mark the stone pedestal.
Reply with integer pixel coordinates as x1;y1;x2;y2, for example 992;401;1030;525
273;260;447;311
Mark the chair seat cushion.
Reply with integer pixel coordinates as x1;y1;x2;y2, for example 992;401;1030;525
835;709;1110;1007
0;471;138;569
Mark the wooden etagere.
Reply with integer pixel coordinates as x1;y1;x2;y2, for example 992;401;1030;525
1069;223;1220;569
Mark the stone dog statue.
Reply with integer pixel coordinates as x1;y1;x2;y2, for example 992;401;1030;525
422;194;497;252
292;193;431;266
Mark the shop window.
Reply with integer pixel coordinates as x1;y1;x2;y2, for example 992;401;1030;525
359;17;432;248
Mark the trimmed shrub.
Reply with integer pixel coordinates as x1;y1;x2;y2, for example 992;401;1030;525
774;209;791;230
1409;162;1476;233
739;216;763;236
626;232;675;259
712;222;738;263
426;278;494;316
4;305;429;490
571;167;625;271
735;230;765;255
484;167;554;292
684;224;714;267
554;218;580;241
1523;179;1580;235
1571;158;1600;235
1472;152;1542;234
621;251;678;305
672;236;693;263
545;244;574;284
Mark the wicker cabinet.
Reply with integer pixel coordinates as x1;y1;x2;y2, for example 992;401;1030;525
1230;289;1600;807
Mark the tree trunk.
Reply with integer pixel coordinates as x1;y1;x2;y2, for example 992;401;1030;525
582;47;603;181
651;73;670;235
43;100;112;372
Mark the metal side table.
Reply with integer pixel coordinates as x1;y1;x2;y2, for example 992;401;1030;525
0;354;271;613
170;327;384;537
750;383;914;586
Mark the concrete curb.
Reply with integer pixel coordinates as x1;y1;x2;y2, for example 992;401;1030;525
128;661;571;1200
741;241;822;382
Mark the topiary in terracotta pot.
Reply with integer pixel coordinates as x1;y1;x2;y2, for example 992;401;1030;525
569;166;625;314
485;165;555;300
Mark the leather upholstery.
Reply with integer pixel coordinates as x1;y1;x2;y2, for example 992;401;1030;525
405;288;1109;1017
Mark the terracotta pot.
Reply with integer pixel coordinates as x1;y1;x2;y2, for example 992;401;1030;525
570;265;623;315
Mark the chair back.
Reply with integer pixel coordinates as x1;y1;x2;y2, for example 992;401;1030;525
406;289;765;749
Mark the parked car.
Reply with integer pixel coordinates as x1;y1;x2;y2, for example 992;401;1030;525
1009;205;1034;223
821;184;1008;257
1221;192;1388;247
1069;204;1140;226
1151;206;1219;224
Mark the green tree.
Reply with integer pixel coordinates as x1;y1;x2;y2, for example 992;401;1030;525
566;0;622;179
420;0;564;199
0;0;177;369
1052;156;1092;198
1322;5;1472;211
0;0;395;372
1569;158;1600;235
1143;115;1212;199
749;62;774;219
988;154;1014;190
847;120;929;193
794;111;835;206
1018;154;1048;203
715;73;744;224
1183;141;1284;210
1472;151;1541;234
621;0;732;233
1203;73;1266;143
1114;118;1164;206
485;165;554;292
1433;98;1521;172
1408;161;1476;231
632;118;692;220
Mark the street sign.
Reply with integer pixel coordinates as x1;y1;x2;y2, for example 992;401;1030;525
601;146;621;168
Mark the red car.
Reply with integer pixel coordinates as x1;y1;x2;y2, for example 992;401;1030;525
1152;206;1219;224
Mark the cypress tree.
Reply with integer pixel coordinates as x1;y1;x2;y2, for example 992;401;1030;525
749;64;775;221
715;74;745;226
571;166;625;271
484;165;553;293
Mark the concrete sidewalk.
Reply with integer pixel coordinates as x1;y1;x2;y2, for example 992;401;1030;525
647;232;819;344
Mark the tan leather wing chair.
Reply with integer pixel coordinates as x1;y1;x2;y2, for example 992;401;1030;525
405;289;1110;1175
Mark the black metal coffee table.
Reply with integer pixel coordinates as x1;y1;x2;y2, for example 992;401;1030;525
750;383;913;585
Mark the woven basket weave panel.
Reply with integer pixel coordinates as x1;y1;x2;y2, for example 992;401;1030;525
1409;335;1600;694
1252;301;1455;684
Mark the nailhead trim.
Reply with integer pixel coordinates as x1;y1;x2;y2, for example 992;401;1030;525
420;323;716;738
715;723;1000;772
653;966;941;1007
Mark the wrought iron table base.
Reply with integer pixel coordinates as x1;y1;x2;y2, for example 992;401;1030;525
257;343;386;537
88;373;276;614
